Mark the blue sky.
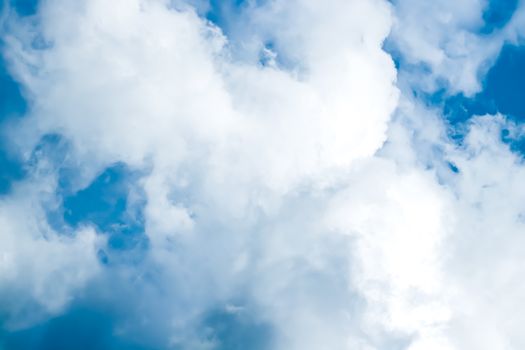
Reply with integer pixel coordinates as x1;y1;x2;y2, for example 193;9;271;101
1;0;525;349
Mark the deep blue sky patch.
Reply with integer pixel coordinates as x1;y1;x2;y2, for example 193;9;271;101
0;55;27;195
481;0;519;34
0;306;151;350
8;0;39;17
62;163;147;253
482;44;525;120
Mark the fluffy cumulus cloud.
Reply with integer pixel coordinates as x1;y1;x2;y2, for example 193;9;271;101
0;0;525;349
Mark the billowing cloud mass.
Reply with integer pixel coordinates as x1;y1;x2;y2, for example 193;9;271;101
0;0;525;349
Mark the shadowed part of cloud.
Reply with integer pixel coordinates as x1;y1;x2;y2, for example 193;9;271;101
201;308;274;350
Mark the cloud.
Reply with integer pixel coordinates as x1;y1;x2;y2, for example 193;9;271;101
0;164;103;330
1;0;525;349
0;0;398;346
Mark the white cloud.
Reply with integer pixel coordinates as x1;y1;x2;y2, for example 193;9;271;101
441;115;525;349
0;170;104;330
1;0;399;346
1;0;525;349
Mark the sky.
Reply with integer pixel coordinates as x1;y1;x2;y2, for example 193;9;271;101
1;0;525;349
